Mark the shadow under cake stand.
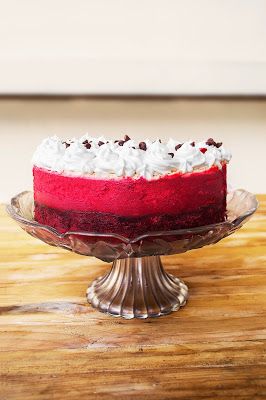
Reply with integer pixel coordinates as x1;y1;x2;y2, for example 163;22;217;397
7;189;258;319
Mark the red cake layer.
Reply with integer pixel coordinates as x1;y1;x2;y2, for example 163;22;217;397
33;165;226;216
33;165;227;237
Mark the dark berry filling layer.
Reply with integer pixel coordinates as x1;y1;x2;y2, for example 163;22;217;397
34;202;226;238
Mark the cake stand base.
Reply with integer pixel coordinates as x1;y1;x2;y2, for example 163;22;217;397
87;255;188;319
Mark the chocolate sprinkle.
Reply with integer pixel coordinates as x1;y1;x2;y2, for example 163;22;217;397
175;143;183;150
206;138;216;146
190;141;195;147
206;138;223;148
139;142;147;151
118;140;124;146
98;141;105;146
124;135;130;142
62;141;70;148
82;140;92;149
168;152;174;158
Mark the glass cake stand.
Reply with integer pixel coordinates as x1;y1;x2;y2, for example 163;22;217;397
7;189;258;319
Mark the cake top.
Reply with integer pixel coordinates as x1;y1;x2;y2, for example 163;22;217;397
32;135;231;179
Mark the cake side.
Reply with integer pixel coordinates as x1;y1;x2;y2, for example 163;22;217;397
33;164;227;216
33;165;226;236
32;136;230;237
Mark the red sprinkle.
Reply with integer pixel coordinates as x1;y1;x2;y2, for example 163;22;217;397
200;147;207;154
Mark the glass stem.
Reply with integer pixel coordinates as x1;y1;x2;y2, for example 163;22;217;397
87;255;188;319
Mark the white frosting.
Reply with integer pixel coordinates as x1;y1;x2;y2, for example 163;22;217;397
32;136;66;172
61;141;95;174
32;135;231;179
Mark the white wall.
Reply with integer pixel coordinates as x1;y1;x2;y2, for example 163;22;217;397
0;0;266;95
1;98;266;202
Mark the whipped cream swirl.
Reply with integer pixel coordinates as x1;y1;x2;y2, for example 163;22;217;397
32;135;231;179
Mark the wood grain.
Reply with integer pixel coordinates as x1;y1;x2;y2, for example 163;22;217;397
1;197;266;400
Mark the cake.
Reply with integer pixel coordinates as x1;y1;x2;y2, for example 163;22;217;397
32;135;231;238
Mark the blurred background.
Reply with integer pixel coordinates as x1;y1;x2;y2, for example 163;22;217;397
1;0;266;201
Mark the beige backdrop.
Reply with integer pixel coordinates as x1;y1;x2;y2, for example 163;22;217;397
1;0;266;95
1;98;266;201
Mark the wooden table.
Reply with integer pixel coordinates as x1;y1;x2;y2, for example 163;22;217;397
1;197;266;400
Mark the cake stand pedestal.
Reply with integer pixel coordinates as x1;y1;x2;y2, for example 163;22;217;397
7;189;257;319
87;256;188;319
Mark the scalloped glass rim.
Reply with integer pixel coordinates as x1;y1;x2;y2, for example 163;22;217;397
6;189;258;244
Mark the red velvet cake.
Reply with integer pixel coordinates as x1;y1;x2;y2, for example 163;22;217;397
32;135;231;238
